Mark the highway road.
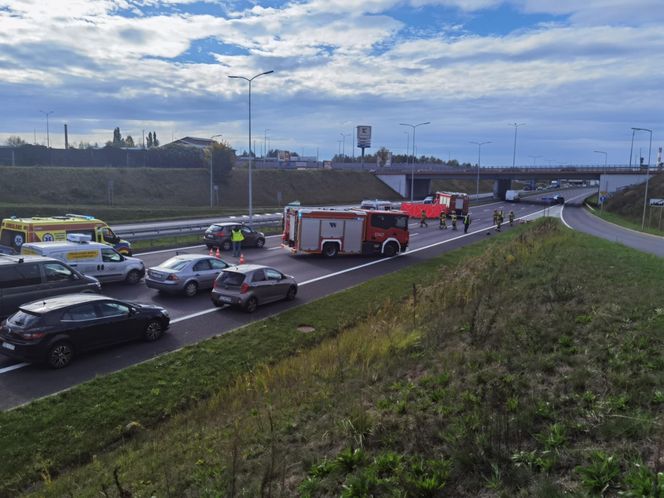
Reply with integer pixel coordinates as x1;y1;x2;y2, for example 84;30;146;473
562;204;664;258
0;189;594;410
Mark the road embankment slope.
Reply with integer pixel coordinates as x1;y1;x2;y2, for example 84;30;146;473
4;218;663;497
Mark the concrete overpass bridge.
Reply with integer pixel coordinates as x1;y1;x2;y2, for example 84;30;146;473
374;165;657;200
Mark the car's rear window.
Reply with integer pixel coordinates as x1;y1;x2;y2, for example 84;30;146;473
8;310;42;328
159;257;190;271
217;271;245;286
208;225;225;232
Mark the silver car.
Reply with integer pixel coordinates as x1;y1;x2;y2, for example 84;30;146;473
210;264;297;312
145;254;230;297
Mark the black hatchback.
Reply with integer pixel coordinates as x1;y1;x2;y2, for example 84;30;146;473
0;294;170;368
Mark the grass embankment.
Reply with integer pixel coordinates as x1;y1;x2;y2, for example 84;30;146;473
431;179;493;193
4;219;664;496
0;167;400;222
592;171;664;235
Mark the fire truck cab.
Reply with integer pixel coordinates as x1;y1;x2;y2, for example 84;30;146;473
282;207;409;257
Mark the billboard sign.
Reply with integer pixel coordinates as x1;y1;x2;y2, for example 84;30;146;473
649;198;664;206
357;125;372;148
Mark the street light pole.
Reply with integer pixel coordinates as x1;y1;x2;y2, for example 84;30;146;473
400;122;430;201
593;150;608;211
340;133;350;160
228;70;274;227
470;141;491;197
509;122;525;168
39;110;54;147
209;134;223;207
631;127;653;229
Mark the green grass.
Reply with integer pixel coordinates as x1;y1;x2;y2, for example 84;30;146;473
586;202;664;237
0;227;496;496
0;167;400;222
5;219;664;496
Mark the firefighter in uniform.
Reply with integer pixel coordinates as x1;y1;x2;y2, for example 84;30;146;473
496;211;503;232
439;212;447;230
451;213;458;230
463;213;471;234
509;210;515;226
420;209;428;228
493;209;499;225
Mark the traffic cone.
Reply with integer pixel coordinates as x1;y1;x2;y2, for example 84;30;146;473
209;247;213;256
216;247;220;258
239;253;245;264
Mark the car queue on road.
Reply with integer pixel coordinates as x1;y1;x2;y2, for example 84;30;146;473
0;218;304;368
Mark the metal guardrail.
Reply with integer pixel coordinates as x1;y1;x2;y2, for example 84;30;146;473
116;217;283;241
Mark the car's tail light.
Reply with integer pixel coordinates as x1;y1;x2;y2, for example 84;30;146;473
240;282;250;294
166;274;179;281
18;330;46;340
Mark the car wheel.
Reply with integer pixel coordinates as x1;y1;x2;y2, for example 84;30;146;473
255;238;265;249
47;341;74;369
245;296;258;313
383;242;398;257
144;320;164;341
322;242;339;258
221;240;232;251
125;270;141;285
285;285;297;301
183;281;198;297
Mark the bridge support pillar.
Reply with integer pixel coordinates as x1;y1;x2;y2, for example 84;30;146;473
493;179;511;200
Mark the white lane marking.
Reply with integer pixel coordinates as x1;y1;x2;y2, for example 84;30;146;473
0;205;552;376
585;203;596;212
268;246;281;250
229;216;236;219
0;362;30;374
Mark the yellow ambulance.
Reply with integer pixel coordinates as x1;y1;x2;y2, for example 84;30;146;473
0;214;132;255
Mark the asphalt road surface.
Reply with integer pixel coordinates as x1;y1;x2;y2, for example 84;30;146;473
562;204;664;258
0;189;599;410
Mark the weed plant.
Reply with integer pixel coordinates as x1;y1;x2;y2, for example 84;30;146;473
11;218;664;496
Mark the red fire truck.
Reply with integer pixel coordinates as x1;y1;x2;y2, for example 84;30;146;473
282;207;409;257
400;191;470;219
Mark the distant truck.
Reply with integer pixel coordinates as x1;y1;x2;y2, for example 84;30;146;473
282;207;409;257
360;199;393;210
400;191;469;219
505;190;521;202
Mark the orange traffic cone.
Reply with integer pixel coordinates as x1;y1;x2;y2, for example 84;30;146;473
215;247;220;258
209;247;213;256
239;253;245;264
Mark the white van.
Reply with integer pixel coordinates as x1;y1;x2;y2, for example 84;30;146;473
20;234;145;284
505;190;521;202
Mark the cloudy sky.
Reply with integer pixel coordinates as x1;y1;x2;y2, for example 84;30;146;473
1;0;662;165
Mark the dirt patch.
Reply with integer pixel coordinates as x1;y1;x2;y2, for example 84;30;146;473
297;325;316;333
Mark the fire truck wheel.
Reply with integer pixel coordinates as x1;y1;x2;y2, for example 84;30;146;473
322;242;339;258
383;242;398;257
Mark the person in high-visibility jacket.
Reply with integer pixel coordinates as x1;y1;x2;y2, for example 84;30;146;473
420;210;428;228
231;226;245;257
439;212;447;230
509;211;515;226
451;213;457;230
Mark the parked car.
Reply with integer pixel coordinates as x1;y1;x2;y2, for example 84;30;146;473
203;223;266;251
0;254;101;319
210;264;297;312
0;244;16;255
145;254;230;296
0;294;169;368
